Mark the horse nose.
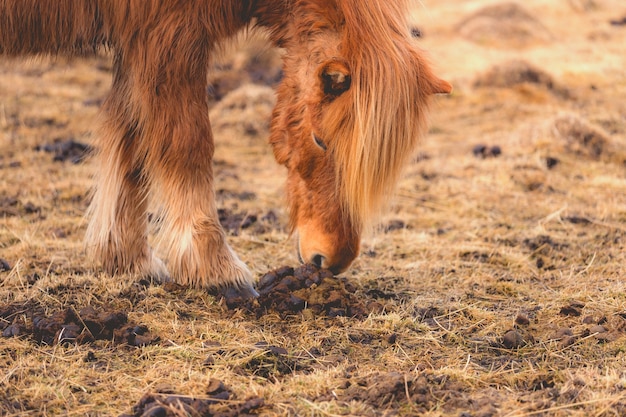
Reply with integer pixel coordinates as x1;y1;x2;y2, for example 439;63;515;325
297;223;360;275
302;247;354;275
310;254;326;269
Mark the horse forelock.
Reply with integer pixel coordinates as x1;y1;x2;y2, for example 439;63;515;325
327;0;431;230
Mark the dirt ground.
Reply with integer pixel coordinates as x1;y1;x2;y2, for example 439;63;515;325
2;1;626;416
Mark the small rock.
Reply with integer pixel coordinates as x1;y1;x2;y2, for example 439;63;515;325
205;378;227;395
502;329;525;349
545;156;560;169
0;259;10;272
554;327;573;338
2;322;27;338
202;355;215;367
554;327;576;348
590;325;607;334
384;219;406;233
472;144;503;158
560;336;576;348
473;144;488;157
515;314;530;326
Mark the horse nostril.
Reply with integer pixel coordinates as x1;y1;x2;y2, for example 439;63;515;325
311;254;325;268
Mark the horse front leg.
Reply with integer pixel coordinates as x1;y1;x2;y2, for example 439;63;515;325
86;56;168;281
139;78;257;297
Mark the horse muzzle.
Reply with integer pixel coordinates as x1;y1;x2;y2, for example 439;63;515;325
296;223;360;274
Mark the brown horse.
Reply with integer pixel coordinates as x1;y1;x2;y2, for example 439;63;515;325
0;0;451;297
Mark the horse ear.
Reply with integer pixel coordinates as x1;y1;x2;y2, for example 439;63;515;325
429;77;453;95
320;59;351;97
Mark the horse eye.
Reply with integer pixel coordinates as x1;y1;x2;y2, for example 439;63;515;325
312;133;327;151
322;71;351;96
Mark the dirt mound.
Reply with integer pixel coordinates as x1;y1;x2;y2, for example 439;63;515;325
224;264;383;319
1;303;159;346
551;113;612;159
456;3;551;48
121;380;265;417
473;60;569;97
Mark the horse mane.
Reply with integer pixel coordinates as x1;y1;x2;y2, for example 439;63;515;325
324;0;435;230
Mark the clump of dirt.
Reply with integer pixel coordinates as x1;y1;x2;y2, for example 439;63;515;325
501;328;534;349
335;371;465;412
218;208;282;235
472;143;502;159
610;16;626;26
224;264;382;319
0;303;158;346
218;208;258;235
383;219;409;233
521;234;570;270
559;301;585;317
0;196;41;217
0;258;11;272
121;379;265;417
34;138;92;163
473;60;569;97
551;113;612;159
456;3;552;48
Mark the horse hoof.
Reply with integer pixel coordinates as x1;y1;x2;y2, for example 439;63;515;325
221;282;259;300
146;252;171;283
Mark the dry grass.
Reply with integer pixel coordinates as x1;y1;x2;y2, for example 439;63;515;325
2;0;626;415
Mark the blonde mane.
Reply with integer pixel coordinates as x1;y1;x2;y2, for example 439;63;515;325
329;0;433;230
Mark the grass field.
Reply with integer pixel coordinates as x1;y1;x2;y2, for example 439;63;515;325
2;1;626;415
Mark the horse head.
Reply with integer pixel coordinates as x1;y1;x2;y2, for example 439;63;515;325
263;1;452;273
